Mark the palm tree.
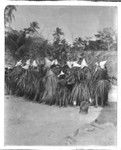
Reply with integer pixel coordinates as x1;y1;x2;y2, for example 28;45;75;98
73;37;85;49
53;27;64;44
24;21;40;34
30;21;40;32
95;27;116;51
4;5;17;28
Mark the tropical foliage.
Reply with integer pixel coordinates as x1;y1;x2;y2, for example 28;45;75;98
5;6;117;108
4;5;17;28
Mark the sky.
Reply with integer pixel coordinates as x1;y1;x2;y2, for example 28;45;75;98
11;6;117;43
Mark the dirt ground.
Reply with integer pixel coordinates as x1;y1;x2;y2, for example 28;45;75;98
61;102;117;145
4;86;117;146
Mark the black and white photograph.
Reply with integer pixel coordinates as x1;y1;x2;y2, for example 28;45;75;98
4;5;117;146
10;0;121;2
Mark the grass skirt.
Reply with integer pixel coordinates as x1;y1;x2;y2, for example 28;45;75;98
71;81;90;106
56;79;70;107
42;69;57;105
94;79;111;106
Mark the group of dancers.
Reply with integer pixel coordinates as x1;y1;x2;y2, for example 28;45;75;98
5;56;112;112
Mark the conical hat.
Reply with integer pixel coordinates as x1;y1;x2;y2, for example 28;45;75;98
67;61;73;68
15;60;22;66
22;65;29;70
72;61;81;67
26;59;30;65
32;60;37;67
60;71;64;75
53;59;58;65
45;57;52;68
81;58;88;68
58;71;65;77
99;60;107;69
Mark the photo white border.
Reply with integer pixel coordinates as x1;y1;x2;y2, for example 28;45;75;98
0;0;121;150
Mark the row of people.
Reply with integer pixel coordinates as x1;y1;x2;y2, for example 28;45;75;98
5;57;111;109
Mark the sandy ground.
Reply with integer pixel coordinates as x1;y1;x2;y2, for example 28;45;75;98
4;86;117;146
61;102;117;145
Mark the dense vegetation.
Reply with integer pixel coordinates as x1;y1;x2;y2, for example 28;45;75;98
5;6;117;108
5;6;117;66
